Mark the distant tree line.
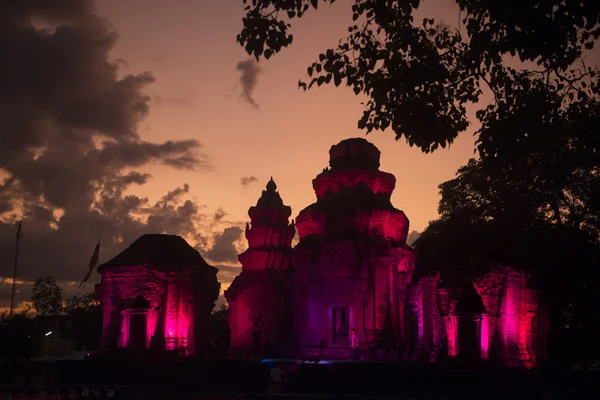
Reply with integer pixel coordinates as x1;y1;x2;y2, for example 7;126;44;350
0;276;101;359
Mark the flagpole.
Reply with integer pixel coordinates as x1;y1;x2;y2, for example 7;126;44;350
96;235;101;285
9;221;22;317
79;237;101;291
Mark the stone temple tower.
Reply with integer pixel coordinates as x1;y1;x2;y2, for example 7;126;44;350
225;178;295;357
293;138;416;358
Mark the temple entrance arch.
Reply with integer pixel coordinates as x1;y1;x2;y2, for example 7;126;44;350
452;283;487;361
121;294;151;351
332;307;350;345
458;317;480;360
128;313;147;351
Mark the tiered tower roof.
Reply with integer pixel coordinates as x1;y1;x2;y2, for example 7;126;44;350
296;138;409;244
237;178;295;271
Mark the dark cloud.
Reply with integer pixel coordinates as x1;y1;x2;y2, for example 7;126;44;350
0;279;33;309
240;176;258;187
0;1;213;308
204;226;244;264
152;91;196;109
213;207;227;222
235;59;260;109
0;181;208;280
407;230;421;246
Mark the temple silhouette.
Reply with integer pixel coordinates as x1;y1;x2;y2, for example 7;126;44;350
96;138;549;368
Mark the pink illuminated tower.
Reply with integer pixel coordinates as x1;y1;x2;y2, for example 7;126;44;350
293;138;415;358
225;178;296;356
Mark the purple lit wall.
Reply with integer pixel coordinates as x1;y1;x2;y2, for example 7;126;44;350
293;138;416;356
225;179;295;356
414;266;549;368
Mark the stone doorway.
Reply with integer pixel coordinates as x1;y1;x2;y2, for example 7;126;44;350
332;307;350;345
458;318;480;360
128;313;147;351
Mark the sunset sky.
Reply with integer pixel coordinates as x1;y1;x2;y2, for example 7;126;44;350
0;0;485;311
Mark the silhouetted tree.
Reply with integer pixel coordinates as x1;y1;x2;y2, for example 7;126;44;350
0;306;37;359
31;276;63;316
64;292;98;315
238;0;600;156
65;292;102;350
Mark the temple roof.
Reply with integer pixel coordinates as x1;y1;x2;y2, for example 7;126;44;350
98;234;216;273
329;138;381;171
248;177;292;225
254;177;284;209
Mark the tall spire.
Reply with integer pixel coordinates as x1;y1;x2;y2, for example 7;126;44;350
242;177;295;256
266;177;277;192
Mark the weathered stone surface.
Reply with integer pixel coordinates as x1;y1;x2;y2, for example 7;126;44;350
225;178;295;356
293;138;415;355
96;234;219;356
413;266;549;368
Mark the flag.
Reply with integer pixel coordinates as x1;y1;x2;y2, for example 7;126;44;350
79;238;100;290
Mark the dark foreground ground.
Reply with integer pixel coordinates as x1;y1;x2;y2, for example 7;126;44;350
1;358;598;399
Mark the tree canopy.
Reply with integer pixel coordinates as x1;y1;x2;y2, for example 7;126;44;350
64;291;99;315
31;276;63;316
237;0;600;156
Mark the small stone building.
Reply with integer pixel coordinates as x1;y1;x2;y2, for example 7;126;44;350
96;234;220;356
411;267;549;367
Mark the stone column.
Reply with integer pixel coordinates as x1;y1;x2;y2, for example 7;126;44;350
419;275;441;361
396;273;411;358
519;288;538;368
448;315;459;357
99;276;113;350
480;314;490;359
407;282;423;360
99;274;120;351
119;310;129;348
165;272;179;351
504;270;525;367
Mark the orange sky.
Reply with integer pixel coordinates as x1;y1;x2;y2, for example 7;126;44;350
95;0;479;235
0;0;494;312
2;1;598;313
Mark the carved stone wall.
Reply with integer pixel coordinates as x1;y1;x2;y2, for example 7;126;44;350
414;266;549;368
97;234;219;356
293;138;415;357
225;178;295;357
